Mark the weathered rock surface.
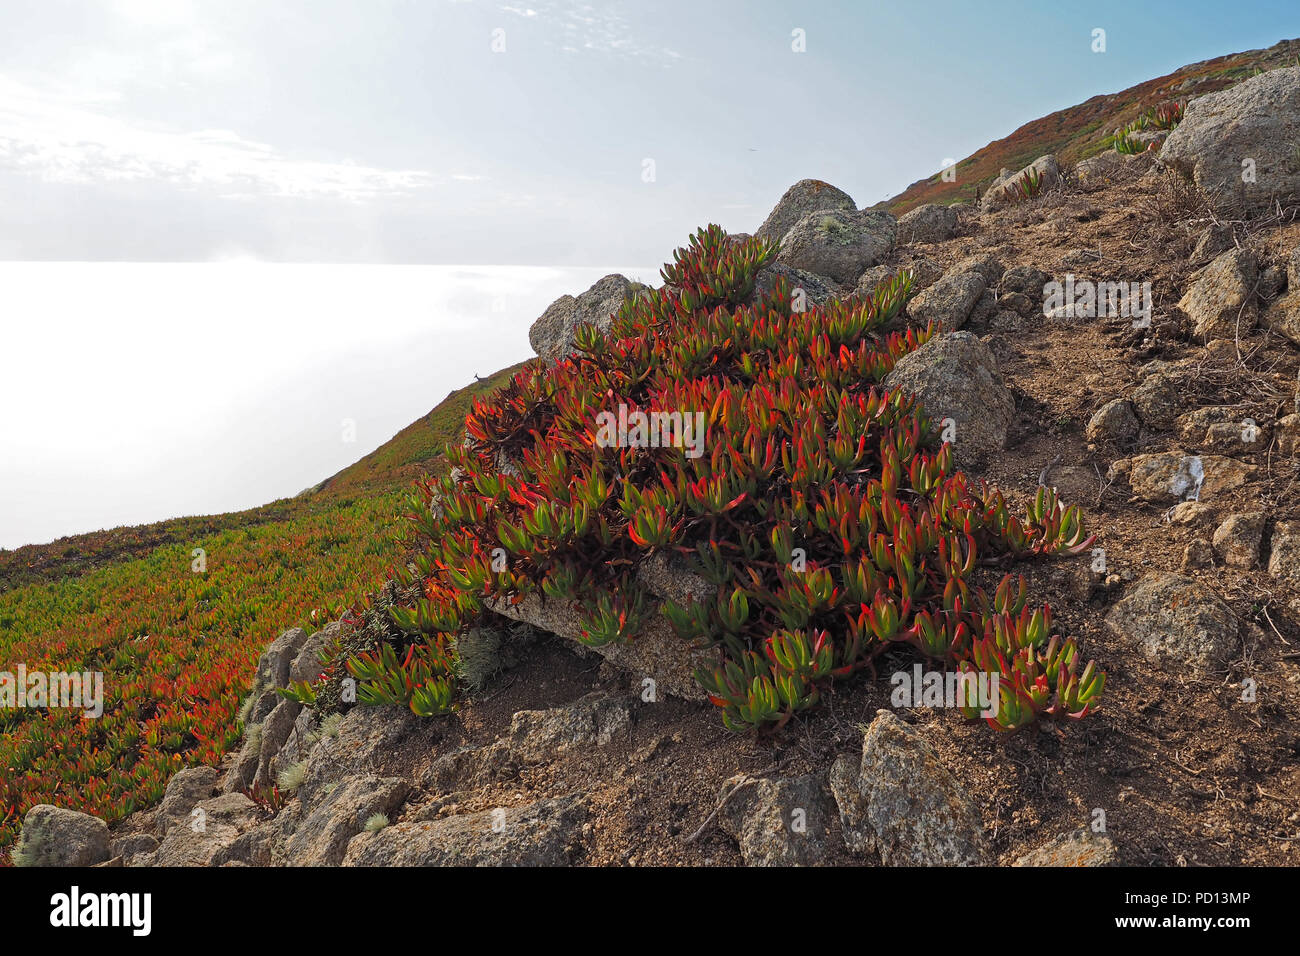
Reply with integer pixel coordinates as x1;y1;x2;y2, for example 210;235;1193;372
1086;398;1140;442
882;330;1016;466
256;627;311;691
775;208;897;285
529;274;633;364
342;795;587;866
1122;453;1255;502
1268;520;1300;587
906;272;986;331
981;154;1061;211
153;793;261;866
252;698;302;791
1013;827;1116;866
14;805;111;867
1160;67;1300;214
754;179;857;243
1177;249;1257;340
157;766;219;835
1212;513;1265;568
1106;572;1238;667
751;261;840;308
285;775;410;866
897;203;959;244
297;704;435;810
1131;372;1183;429
718;773;833;867
487;561;714;701
290;622;339;684
830;712;989;865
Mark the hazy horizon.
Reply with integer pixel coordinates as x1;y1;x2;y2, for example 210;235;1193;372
0;260;658;551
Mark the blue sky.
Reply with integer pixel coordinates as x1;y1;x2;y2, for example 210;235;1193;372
0;0;1294;265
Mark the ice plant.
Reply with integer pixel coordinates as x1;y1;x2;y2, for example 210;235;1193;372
388;224;1102;734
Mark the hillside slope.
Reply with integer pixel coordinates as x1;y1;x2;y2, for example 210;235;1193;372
882;37;1300;214
0;363;524;857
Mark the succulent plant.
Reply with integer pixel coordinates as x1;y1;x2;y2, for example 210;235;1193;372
386;224;1103;734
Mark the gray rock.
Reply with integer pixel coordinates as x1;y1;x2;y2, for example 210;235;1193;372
1013;827;1116;866
529;274;633;364
1193;223;1233;262
905;272;985;331
1263;281;1300;345
897;203;959;244
1106;572;1238;667
853;263;896;297
1131;372;1183;429
1123;453;1255;502
271;707;320;779
1260;264;1286;301
1181;536;1213;571
285;775;410;866
1176;406;1257;445
1074;151;1125;186
718;773;833;866
222;731;263;795
948;254;1005;287
998;265;1050;315
1160;67;1300;215
289;622;339;685
1277;413;1300;456
153;793;261;866
157;766;219;835
905;256;945;292
827;755;872;855
981;155;1061;211
252;698;301;791
111;833;158;862
1086;398;1140;442
503;693;633;764
423;694;633;792
882;330;1017;466
256;627;310;691
14;805;110;867
342;795;587;866
298;705;437;810
487;591;711;701
1212;513;1265;568
211;823;276;867
1177;249;1258;340
754;179;857;244
1268;519;1300;587
247;684;281;724
832;712;990;865
751;261;840;308
776;208;897;285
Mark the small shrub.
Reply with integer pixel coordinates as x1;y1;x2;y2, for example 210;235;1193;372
276;760;308;792
363;813;389;833
1004;166;1045;202
1113;130;1145;155
453;626;503;692
320;712;344;739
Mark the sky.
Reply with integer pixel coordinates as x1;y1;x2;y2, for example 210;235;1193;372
1;0;1295;264
0;0;1296;549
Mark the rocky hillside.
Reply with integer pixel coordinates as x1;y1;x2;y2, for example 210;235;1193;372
13;58;1300;869
883;36;1300;215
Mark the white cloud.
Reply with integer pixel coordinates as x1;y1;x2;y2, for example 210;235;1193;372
0;74;435;201
499;1;684;62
